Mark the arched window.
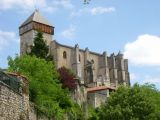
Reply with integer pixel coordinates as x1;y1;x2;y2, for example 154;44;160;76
79;54;81;62
63;51;67;59
91;59;94;64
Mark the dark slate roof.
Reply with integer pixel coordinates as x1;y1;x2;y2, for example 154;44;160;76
20;10;53;27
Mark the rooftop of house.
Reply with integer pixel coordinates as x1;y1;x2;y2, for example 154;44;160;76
87;86;115;93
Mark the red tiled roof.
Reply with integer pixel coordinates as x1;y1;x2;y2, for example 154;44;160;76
87;86;115;93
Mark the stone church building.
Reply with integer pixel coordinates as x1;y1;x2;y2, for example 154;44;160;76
19;10;130;108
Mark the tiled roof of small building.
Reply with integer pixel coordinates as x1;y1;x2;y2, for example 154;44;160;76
87;86;115;93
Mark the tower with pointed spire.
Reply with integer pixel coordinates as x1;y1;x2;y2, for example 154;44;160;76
19;10;54;55
19;10;130;108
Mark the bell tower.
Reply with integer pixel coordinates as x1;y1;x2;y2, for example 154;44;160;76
19;10;54;55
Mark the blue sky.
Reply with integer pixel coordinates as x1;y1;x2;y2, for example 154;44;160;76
0;0;160;89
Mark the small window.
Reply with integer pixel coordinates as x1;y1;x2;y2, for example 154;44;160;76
91;59;94;64
63;51;67;59
79;54;81;62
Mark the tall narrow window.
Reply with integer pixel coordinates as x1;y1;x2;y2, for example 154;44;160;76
63;51;67;59
79;54;81;62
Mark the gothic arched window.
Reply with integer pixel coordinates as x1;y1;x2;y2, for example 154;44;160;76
63;51;67;59
79;54;81;62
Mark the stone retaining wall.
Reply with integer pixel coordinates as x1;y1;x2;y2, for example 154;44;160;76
0;73;53;120
0;81;28;120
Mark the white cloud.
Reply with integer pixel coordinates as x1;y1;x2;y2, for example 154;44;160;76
130;73;141;85
61;25;76;39
71;7;115;17
130;73;136;81
90;7;115;15
52;0;74;9
0;0;74;12
124;34;160;66
0;0;36;10
0;30;18;51
143;76;160;84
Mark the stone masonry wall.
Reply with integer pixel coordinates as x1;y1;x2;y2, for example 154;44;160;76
29;103;53;120
0;73;53;120
0;81;27;120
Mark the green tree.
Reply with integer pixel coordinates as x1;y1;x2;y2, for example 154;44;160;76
87;106;99;120
92;84;160;120
30;31;52;61
140;83;160;119
8;55;72;119
68;102;85;120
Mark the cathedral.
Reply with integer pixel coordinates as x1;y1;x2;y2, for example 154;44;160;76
19;10;130;108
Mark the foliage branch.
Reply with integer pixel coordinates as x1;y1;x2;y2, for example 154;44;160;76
58;67;77;91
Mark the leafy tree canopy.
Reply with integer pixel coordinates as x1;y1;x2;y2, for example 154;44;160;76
89;84;160;120
8;55;72;119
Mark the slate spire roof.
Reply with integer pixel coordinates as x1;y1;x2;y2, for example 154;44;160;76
20;10;52;27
